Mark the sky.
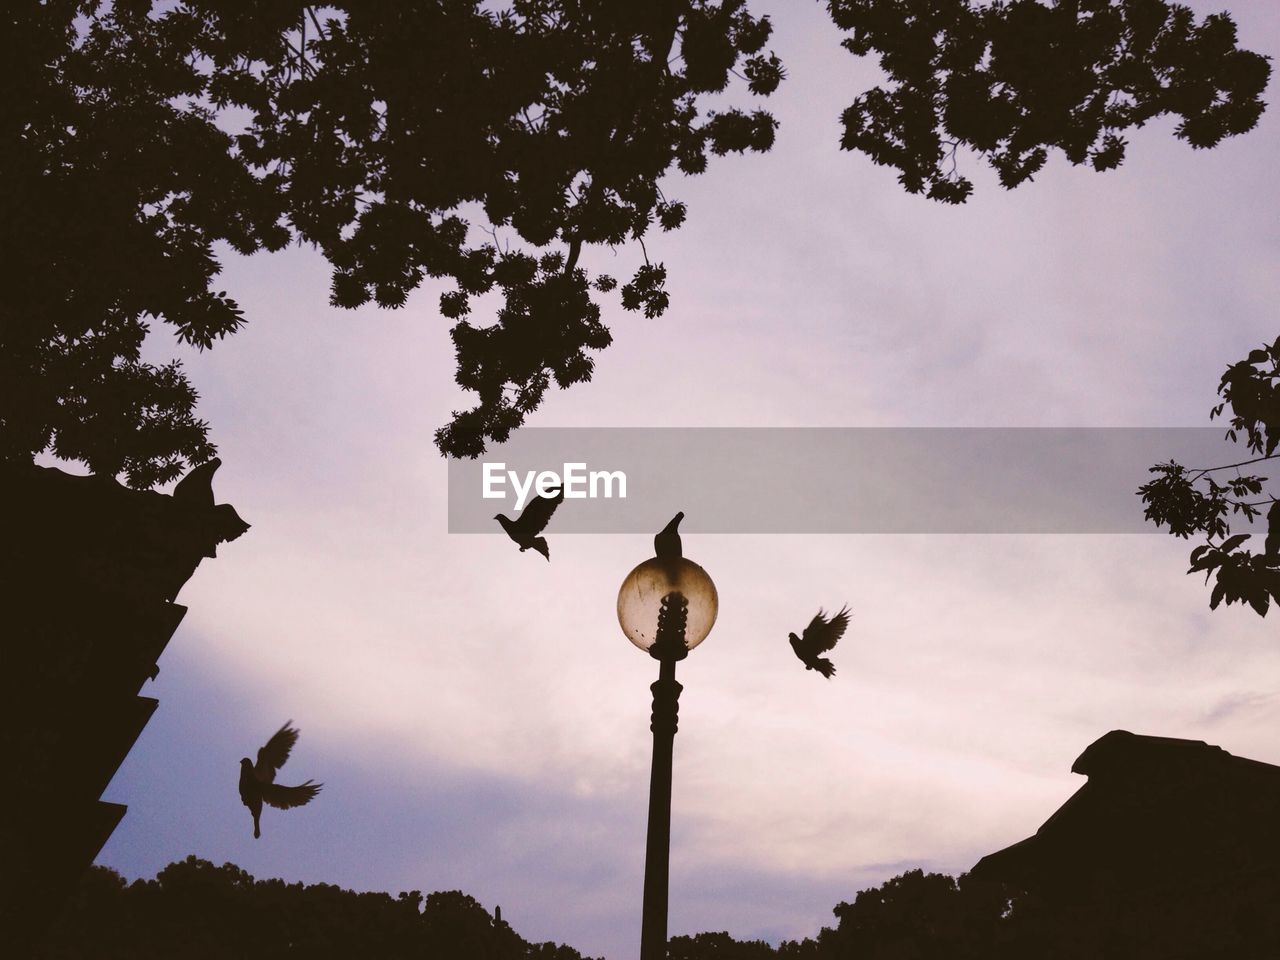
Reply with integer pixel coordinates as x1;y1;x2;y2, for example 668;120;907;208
89;2;1280;957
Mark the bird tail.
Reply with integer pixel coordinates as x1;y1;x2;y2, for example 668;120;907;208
813;657;835;679
530;537;550;561
253;816;261;840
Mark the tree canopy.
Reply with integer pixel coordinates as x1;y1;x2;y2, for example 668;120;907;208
3;0;1269;487
43;860;1280;958
37;857;595;959
831;0;1270;201
671;866;1280;959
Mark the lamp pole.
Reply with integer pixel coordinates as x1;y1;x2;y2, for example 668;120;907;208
641;631;684;960
618;556;715;960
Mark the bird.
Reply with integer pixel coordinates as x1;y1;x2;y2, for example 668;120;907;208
655;512;683;560
238;722;322;839
495;487;564;560
788;605;851;679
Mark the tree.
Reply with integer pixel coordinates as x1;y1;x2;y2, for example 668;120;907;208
4;1;1268;487
668;930;785;960
663;867;1280;959
829;0;1270;202
42;859;1280;959
1140;338;1280;616
811;869;1014;960
3;0;782;486
38;857;597;959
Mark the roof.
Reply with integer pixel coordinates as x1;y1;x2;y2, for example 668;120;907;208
971;730;1280;901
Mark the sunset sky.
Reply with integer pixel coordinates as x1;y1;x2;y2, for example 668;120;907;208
93;2;1280;957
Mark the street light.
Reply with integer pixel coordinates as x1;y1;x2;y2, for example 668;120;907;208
618;553;718;960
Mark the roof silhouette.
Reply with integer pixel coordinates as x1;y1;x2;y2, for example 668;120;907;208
1;462;247;951
972;730;1280;902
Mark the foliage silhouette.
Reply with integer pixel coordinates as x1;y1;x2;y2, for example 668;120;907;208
6;2;1269;484
37;857;597;960
37;856;1280;958
669;866;1280;959
4;0;780;484
1140;337;1280;616
668;930;786;959
827;0;1271;203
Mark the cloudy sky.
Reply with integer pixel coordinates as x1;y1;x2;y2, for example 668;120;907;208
94;2;1280;957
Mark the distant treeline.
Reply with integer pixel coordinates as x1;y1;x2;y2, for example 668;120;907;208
36;857;592;960
37;860;1280;958
672;869;1280;960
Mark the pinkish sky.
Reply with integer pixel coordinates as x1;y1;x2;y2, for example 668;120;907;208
93;2;1280;957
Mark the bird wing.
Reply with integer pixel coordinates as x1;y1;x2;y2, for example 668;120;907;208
799;605;851;655
262;780;322;810
512;487;564;537
255;722;300;783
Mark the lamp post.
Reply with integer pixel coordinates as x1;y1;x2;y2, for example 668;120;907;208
618;555;718;960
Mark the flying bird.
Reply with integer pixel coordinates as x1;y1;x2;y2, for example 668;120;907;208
788;605;851;679
655;512;683;560
495;487;564;560
239;722;322;839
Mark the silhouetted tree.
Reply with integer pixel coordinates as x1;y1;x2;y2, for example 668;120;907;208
668;930;785;960
664;867;1280;959
37;858;597;960
1140;337;1280;616
6;1;1268;484
828;0;1270;202
40;860;1280;959
3;0;780;484
809;870;1014;960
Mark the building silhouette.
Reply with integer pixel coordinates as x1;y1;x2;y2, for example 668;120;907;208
1;463;246;952
973;730;1280;954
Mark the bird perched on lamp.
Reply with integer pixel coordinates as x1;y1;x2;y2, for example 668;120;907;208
238;722;322;839
655;512;683;560
788;605;851;679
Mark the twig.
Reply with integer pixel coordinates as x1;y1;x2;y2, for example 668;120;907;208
307;6;328;42
1189;453;1280;481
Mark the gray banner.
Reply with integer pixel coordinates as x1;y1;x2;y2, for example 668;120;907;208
447;427;1260;534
